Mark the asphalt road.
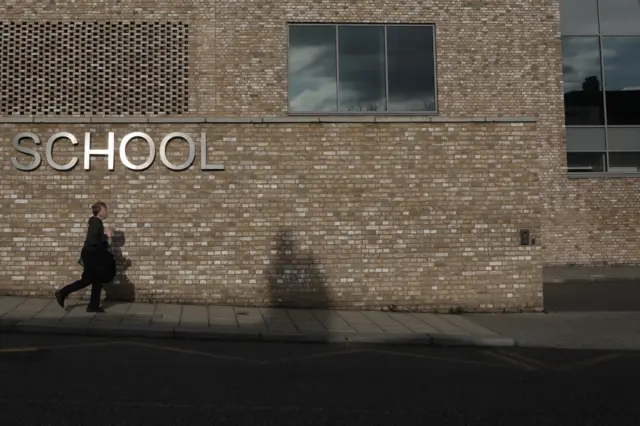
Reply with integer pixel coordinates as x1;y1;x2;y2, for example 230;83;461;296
1;333;639;425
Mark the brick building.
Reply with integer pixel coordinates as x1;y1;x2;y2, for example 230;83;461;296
0;0;638;312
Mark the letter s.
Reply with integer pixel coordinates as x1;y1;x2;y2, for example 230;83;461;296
11;132;42;171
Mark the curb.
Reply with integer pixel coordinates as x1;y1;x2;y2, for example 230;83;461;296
0;320;515;347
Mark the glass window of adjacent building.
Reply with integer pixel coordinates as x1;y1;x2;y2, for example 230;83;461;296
561;0;640;175
288;24;437;114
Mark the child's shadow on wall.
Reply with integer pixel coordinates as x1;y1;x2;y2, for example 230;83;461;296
103;230;135;307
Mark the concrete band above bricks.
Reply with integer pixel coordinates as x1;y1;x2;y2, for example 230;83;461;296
0;116;538;124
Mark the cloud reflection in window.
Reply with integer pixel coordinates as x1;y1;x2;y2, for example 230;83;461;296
288;24;437;114
288;26;337;113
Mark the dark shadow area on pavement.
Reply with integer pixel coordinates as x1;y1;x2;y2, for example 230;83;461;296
264;228;336;343
260;228;500;348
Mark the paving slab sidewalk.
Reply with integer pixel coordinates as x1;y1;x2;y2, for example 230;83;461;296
0;296;513;347
469;312;640;350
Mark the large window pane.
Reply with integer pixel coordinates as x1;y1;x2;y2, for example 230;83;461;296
609;152;640;172
386;25;436;112
562;37;605;125
337;26;386;112
607;128;640;151
288;26;337;113
565;127;606;151
599;0;640;35
560;1;640;174
560;0;599;35
567;152;605;172
602;37;640;125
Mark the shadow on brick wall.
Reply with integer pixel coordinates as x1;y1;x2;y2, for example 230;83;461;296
103;230;135;307
266;229;328;310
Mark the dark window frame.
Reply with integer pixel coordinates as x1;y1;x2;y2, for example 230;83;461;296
286;23;438;115
561;0;640;177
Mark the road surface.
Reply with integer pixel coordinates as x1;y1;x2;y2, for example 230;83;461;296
1;333;638;425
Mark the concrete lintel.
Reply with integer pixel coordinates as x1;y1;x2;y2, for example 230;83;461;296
430;116;484;123
262;116;321;123
90;117;149;124
318;115;375;123
0;117;34;123
148;117;205;124
33;117;91;124
374;116;432;123
205;117;257;123
1;115;539;125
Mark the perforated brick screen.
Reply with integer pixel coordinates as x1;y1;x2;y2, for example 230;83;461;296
0;21;189;116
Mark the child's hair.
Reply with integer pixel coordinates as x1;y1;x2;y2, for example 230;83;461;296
91;201;107;216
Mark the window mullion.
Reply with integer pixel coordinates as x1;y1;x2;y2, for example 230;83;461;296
598;34;611;172
335;25;340;112
384;25;389;112
595;0;610;171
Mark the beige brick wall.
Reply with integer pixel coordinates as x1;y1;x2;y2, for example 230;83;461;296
542;178;640;266
1;122;542;311
3;0;612;311
4;0;561;118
